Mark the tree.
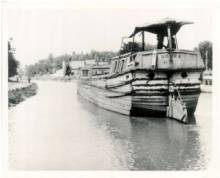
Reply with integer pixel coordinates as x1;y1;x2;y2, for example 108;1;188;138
24;50;118;77
120;42;156;54
197;41;212;70
8;40;19;78
120;42;141;54
65;64;72;76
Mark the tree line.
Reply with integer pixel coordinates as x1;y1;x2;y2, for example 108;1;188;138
24;50;118;77
8;40;213;78
8;40;19;78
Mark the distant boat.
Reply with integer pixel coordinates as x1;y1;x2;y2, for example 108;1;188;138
201;70;212;93
77;18;205;123
200;50;212;93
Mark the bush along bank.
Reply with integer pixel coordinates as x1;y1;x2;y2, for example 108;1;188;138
8;83;38;107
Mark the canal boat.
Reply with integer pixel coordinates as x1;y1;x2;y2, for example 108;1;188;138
201;50;212;93
77;18;205;123
201;70;212;93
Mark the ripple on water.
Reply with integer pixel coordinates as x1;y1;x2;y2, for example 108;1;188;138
8;81;212;170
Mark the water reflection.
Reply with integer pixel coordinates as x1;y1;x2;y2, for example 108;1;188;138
8;81;211;170
78;95;208;170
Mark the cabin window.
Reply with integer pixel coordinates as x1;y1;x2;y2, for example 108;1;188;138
118;60;123;73
121;60;125;72
111;62;115;73
82;70;89;77
114;61;118;73
122;59;126;70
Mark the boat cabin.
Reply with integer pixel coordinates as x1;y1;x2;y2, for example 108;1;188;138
80;65;111;79
110;18;204;75
202;70;212;85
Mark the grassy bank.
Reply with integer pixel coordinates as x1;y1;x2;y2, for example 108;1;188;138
8;83;38;107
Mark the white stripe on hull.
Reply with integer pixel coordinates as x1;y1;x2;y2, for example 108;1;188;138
107;83;132;93
78;70;201;116
132;79;168;85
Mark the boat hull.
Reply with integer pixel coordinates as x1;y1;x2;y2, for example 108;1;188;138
200;84;212;93
77;70;201;118
77;81;132;115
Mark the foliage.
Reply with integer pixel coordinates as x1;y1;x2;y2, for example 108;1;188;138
25;51;118;77
65;64;72;76
25;40;212;78
8;41;19;77
25;54;70;77
120;42;156;54
195;41;212;69
8;83;38;107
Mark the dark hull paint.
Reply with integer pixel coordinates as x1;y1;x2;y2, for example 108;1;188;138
77;80;199;118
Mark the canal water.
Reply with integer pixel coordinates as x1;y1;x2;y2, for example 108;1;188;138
8;81;212;170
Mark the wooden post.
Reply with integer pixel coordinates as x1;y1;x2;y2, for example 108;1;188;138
167;25;173;115
167;25;173;63
142;31;145;51
175;35;178;49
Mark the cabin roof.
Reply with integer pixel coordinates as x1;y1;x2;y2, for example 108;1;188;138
129;17;193;37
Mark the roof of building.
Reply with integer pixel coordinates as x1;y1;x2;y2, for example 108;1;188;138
69;60;85;69
85;59;96;65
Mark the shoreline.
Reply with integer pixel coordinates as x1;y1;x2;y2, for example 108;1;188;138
8;82;38;107
31;75;77;83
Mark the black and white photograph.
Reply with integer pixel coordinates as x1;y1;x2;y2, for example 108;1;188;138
0;0;220;177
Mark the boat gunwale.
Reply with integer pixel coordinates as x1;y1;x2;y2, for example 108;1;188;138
105;68;204;79
111;49;198;60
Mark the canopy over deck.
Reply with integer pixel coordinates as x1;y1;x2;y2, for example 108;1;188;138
129;17;193;37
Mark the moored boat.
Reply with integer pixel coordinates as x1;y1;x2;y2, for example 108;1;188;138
77;18;205;123
200;50;212;93
201;70;212;93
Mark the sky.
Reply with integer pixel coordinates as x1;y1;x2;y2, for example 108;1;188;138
7;4;213;66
